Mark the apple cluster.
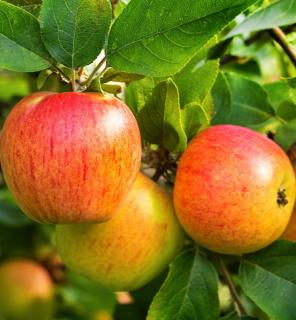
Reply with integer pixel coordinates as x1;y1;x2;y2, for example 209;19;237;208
0;92;295;302
0;92;184;295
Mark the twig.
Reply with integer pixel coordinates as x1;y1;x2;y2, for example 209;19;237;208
152;168;165;182
269;27;296;68
216;254;247;316
51;65;70;83
82;56;107;87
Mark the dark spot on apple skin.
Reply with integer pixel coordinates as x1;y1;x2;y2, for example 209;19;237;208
241;186;248;192
277;188;288;207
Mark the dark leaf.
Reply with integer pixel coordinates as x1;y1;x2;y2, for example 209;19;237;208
240;241;296;320
0;1;51;72
40;0;112;68
107;0;258;76
147;248;219;320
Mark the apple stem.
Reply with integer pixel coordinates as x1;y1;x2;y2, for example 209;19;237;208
71;68;77;92
216;254;247;317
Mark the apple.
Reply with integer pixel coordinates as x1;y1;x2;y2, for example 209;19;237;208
282;159;296;242
174;125;296;254
56;173;184;292
0;92;141;223
0;259;54;320
282;207;296;242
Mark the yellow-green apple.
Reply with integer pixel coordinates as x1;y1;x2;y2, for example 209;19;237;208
56;173;184;291
0;259;54;320
0;92;141;223
174;125;296;254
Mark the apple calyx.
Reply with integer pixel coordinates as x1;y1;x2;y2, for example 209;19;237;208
277;188;288;207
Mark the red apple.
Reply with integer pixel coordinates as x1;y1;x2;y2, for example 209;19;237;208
282;207;296;242
0;259;54;320
174;125;296;254
0;92;141;223
56;173;184;291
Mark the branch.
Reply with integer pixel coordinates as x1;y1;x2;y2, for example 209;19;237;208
216;254;247;316
152;168;165;182
269;27;296;68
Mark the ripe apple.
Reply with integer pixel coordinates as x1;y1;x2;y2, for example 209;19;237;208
0;92;141;223
56;173;184;291
0;259;54;320
174;125;296;254
282;207;296;242
282;158;296;242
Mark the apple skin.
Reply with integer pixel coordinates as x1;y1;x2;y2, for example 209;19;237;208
0;259;54;320
282;207;296;242
174;125;296;254
282;161;296;242
56;173;184;292
0;92;141;223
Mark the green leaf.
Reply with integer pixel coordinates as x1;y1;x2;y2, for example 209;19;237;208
125;77;156;116
202;90;215;118
220;313;258;320
286;78;296;104
0;189;31;227
226;0;296;39
276;101;296;121
0;1;51;72
40;0;112;68
225;73;275;126
174;56;220;107
286;78;296;90
101;83;122;95
287;32;296;52
137;78;187;152
220;312;239;320
101;67;144;83
107;0;258;77
58;271;116;315
147;248;219;320
222;59;261;79
0;71;30;101
181;103;209;140
209;39;232;60
263;81;293;112
212;72;232;124
240;241;296;320
4;0;40;4
275;120;296;151
21;4;40;16
113;0;128;18
36;69;53;89
0;202;31;227
3;0;41;15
